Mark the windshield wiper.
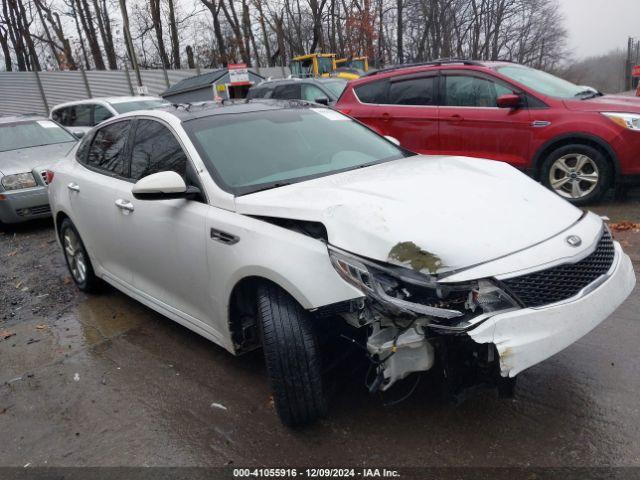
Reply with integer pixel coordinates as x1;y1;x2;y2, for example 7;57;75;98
244;182;293;195
574;89;602;100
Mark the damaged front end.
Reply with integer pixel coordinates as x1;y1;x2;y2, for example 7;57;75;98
327;246;520;394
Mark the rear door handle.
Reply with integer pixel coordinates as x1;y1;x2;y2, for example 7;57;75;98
448;114;464;123
114;199;135;212
381;112;391;123
67;182;80;192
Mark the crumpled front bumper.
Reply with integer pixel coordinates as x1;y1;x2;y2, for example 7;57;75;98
468;242;636;378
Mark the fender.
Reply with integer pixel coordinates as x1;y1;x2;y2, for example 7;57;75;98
531;132;620;179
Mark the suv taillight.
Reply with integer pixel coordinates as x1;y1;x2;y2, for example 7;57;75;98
45;170;55;184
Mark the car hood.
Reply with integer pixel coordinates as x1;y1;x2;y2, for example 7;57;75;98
235;156;583;274
563;94;640;113
0;142;76;176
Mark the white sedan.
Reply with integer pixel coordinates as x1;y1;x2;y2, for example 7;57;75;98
47;100;636;427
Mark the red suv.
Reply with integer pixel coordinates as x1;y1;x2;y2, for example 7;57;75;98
336;60;640;204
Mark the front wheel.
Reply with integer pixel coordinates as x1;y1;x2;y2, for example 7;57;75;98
540;144;611;205
257;284;327;427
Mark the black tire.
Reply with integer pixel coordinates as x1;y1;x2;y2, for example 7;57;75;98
540;144;612;205
59;218;101;292
257;284;327;427
497;376;517;399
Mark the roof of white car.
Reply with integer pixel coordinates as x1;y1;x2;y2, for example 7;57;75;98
52;96;162;109
152;99;320;121
0;114;49;124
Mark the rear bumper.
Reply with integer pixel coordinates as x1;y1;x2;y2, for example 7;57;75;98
468;242;636;377
0;186;51;224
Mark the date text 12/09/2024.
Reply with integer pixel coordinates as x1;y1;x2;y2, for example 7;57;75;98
233;469;401;478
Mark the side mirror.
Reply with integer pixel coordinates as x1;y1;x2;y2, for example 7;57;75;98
132;171;200;201
384;135;401;146
314;96;330;106
497;94;522;109
74;131;85;139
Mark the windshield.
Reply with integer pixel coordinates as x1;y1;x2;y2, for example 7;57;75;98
185;107;408;195
0;120;76;152
317;57;334;75
292;59;313;78
496;65;590;99
111;99;169;114
321;80;347;98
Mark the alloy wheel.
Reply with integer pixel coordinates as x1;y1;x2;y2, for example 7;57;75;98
548;153;600;200
63;228;87;284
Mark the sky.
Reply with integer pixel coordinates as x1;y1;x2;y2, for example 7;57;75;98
559;0;640;58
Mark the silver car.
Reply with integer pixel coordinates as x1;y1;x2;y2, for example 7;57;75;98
0;115;77;225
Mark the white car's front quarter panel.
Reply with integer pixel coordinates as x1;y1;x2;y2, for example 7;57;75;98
205;208;364;342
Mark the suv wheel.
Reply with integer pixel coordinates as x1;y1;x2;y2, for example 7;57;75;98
60;219;101;292
257;284;327;427
540;144;611;205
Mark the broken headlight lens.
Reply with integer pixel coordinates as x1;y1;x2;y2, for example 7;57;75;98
329;247;519;323
467;279;519;314
329;248;375;293
1;172;38;191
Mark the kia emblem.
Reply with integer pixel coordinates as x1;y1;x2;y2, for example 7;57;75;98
566;235;582;247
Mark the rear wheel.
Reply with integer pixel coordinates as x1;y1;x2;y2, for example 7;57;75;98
257;284;327;427
540;144;611;205
60;218;100;292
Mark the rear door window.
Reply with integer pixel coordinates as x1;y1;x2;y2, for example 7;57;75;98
273;84;302;100
248;87;269;99
388;77;437;105
84;121;131;176
93;104;113;124
129;119;187;181
74;104;94;126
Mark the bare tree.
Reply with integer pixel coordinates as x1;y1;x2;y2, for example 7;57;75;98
201;0;228;66
149;0;170;68
75;0;106;69
167;0;181;68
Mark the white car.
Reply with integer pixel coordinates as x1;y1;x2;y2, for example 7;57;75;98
50;96;168;137
47;100;636;426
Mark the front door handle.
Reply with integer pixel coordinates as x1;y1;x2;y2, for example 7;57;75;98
114;199;135;212
67;182;80;192
381;112;391;123
447;114;464;123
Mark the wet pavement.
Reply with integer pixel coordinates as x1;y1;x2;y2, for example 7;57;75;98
1;192;640;468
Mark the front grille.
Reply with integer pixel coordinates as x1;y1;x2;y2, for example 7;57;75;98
16;204;51;217
501;230;615;308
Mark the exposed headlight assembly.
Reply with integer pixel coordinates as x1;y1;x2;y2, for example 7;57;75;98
328;247;518;327
1;172;37;191
602;112;640;131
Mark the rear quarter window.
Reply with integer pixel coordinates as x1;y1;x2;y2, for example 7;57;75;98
354;80;387;104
